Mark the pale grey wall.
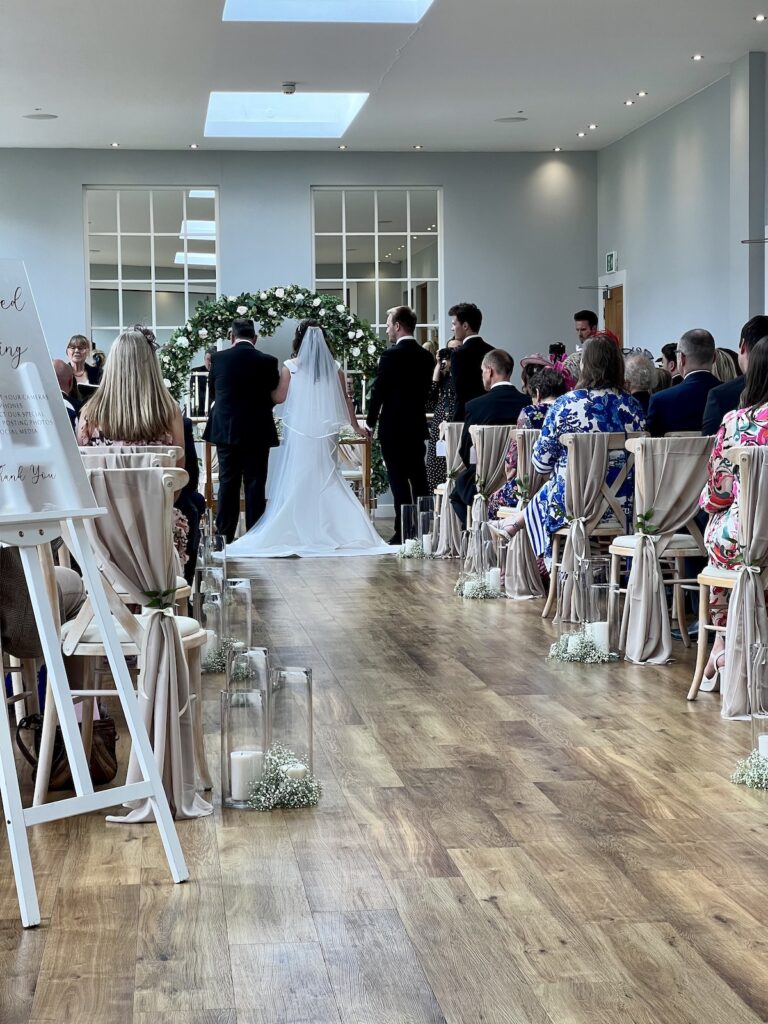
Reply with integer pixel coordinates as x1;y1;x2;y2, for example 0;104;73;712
597;77;733;351
0;149;597;366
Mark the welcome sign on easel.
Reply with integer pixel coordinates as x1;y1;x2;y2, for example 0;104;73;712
0;260;98;524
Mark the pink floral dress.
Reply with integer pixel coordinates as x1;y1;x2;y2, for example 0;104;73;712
699;403;768;626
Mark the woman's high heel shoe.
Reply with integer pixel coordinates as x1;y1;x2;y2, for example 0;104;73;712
700;651;725;693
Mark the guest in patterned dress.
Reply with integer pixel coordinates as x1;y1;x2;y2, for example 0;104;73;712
487;366;567;518
495;335;646;557
699;338;768;683
425;337;461;491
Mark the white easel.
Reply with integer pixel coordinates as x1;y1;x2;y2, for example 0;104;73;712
0;261;188;927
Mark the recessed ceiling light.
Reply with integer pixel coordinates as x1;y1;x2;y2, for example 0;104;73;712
691;53;704;61
413;144;423;150
338;144;348;150
624;99;634;106
553;146;561;152
174;252;217;267
23;111;58;120
588;123;598;130
110;141;119;147
754;13;766;20
222;0;436;23
577;131;586;137
637;90;648;97
189;143;199;149
205;91;368;138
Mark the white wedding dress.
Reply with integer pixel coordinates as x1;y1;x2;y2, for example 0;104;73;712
226;327;393;558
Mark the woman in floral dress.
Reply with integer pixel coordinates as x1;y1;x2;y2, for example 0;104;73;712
496;336;646;557
699;338;768;681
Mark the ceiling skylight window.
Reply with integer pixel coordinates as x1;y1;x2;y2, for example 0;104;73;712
174;252;217;267
188;189;216;199
205;92;368;138
179;219;217;240
223;0;435;24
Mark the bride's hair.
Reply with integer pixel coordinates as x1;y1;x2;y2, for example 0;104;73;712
292;319;334;358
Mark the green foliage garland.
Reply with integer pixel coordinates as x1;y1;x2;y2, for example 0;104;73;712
159;285;390;496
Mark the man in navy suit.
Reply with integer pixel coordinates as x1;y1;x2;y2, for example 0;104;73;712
449;349;528;529
646;329;719;436
448;302;493;422
202;319;280;542
702;315;768;435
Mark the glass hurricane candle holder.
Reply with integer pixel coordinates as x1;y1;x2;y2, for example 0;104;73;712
401;504;419;554
419;511;434;557
750;643;768;758
221;647;270;808
584;582;619;658
224;578;252;648
268;666;313;774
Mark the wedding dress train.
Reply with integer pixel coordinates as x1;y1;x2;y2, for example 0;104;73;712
226;328;393;558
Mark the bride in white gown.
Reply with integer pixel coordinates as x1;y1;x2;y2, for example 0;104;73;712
226;323;393;558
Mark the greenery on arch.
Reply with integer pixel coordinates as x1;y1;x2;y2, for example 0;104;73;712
158;284;389;496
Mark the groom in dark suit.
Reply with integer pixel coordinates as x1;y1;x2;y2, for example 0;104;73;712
365;305;434;544
202;319;280;542
448;302;493;422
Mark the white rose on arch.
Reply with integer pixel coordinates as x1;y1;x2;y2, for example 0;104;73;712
295;293;305;302
260;291;268;300
367;345;376;355
336;304;346;313
236;305;248;315
228;295;236;301
355;329;364;339
268;308;277;316
313;297;322;307
319;309;326;317
177;339;190;349
198;328;208;339
275;288;285;298
163;378;172;388
351;346;361;357
348;331;356;339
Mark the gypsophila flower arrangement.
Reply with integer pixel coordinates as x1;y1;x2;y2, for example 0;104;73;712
247;743;322;810
731;750;768;790
548;633;617;664
338;424;364;443
202;636;240;674
454;572;500;599
398;540;431;560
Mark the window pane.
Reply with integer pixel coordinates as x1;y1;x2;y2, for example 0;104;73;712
90;287;120;327
346;235;375;278
156;290;186;326
315;235;343;278
410;237;438;278
188;267;217;282
410;280;440;323
152;190;185;233
153;328;175;345
91;329;118;353
87;190;118;233
314;191;342;233
154;235;184;280
122;287;153;326
186;193;216;224
121;235;152;279
89;235;119;279
377;191;407;233
379;280;407;313
345;190;375;233
379;235;407;272
410;191;438;233
119;190;151;233
353;281;376;323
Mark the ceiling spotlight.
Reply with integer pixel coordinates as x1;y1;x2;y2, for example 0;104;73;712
413;144;423;150
577;131;586;137
637;90;648;97
754;13;766;20
189;143;199;149
691;53;704;61
110;141;119;147
588;123;598;130
553;146;561;152
624;99;634;106
338;144;347;150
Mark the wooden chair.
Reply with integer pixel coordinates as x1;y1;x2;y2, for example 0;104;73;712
434;422;464;557
542;431;646;618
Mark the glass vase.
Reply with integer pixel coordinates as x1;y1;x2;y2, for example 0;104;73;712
584;581;619;658
419;511;433;557
221;648;270;809
268;667;313;773
201;592;223;668
750;643;768;758
224;578;252;648
401;504;419;554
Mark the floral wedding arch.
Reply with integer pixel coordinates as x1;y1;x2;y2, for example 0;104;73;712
159;284;389;494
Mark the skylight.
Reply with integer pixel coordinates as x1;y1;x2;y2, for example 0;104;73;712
204;92;368;139
222;0;435;24
174;252;217;267
179;219;216;240
188;189;216;199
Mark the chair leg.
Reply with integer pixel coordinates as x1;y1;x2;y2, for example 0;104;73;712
188;645;213;791
687;583;711;701
674;558;690;649
542;534;560;619
609;552;622;640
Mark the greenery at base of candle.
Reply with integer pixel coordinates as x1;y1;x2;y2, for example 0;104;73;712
247;743;322;810
548;633;617;664
731;750;768;789
202;636;240;674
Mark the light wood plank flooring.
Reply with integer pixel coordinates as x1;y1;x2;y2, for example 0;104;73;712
3;553;768;1024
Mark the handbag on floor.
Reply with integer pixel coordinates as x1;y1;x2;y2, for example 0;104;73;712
15;712;118;790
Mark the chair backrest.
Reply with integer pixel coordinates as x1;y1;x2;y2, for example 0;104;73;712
562;431;646;533
514;429;543;504
79;444;183;464
79;451;177;469
469;424;516;498
663;431;700;438
441;421;464;482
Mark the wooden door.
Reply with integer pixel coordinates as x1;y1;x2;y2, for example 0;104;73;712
603;286;624;345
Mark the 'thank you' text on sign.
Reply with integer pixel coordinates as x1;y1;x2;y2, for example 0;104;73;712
0;260;99;525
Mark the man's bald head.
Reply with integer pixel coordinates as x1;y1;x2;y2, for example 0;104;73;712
53;359;74;393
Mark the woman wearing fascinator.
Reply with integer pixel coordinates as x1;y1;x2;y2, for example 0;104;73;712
226;320;393;558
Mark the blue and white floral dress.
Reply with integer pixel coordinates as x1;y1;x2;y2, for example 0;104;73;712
523;388;646;557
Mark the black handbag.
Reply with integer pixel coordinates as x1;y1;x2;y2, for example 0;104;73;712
15;712;118;791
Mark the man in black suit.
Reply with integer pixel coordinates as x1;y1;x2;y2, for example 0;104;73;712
574;309;598;345
646;329;719;436
702;315;768;435
189;347;216;417
448;302;493;421
365;305;434;544
657;341;683;385
449;349;528;529
202;319;280;542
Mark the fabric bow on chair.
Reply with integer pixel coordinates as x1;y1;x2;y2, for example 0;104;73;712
620;436;711;664
504;429;546;600
85;468;212;821
434;421;464;557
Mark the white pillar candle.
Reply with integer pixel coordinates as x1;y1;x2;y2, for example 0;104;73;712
567;633;581;653
486;567;501;593
758;734;768;758
585;620;610;654
230;750;262;801
422;534;433;556
403;538;417;555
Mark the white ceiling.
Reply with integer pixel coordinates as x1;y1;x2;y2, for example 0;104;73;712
1;0;764;152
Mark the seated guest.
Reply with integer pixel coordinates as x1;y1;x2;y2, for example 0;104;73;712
488;366;567;519
713;347;740;383
624;349;656;413
519;353;550;395
449;349;527;529
657;342;683;385
189;347;216;417
702;315;768;435
66;334;102;387
52;359;77;431
448;302;493;421
425;336;461;491
497;335;646;557
699;337;768;686
176;414;207;585
646;329;719;436
654;366;673;392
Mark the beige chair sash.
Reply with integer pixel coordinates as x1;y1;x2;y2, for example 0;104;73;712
723;447;768;718
84;467;211;821
515;429;546;508
435;421;464;557
468;424;515;527
501;428;546;599
620;436;712;664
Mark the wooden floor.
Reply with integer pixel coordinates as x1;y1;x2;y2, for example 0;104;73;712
3;552;768;1024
